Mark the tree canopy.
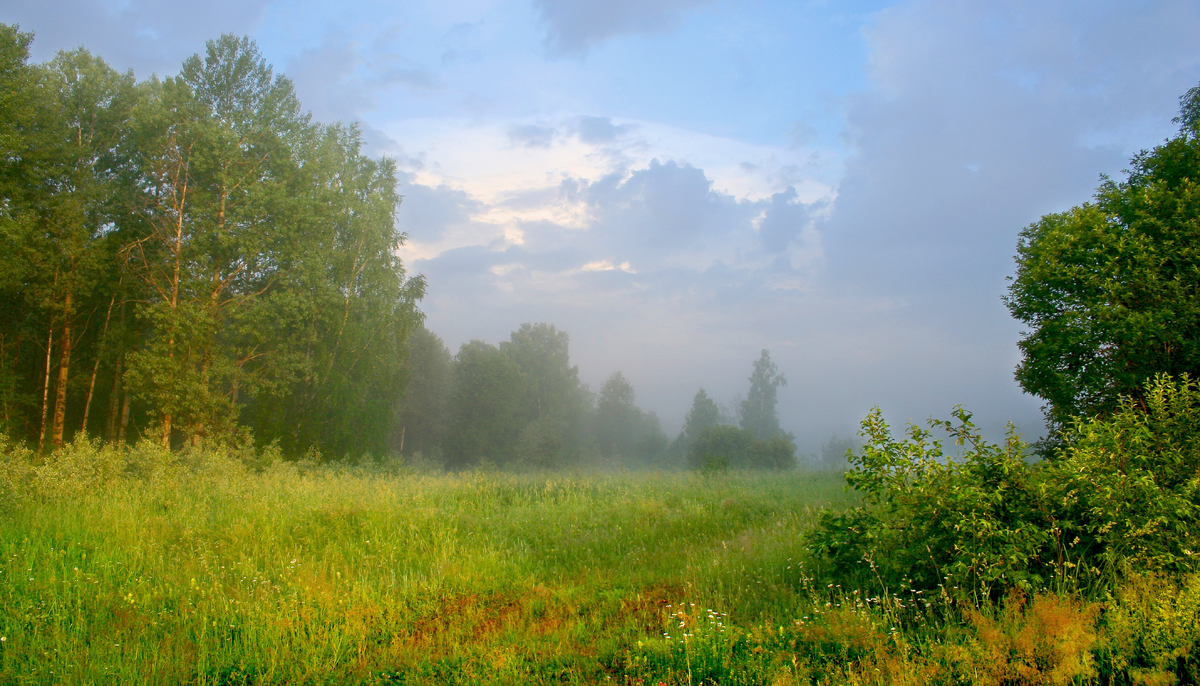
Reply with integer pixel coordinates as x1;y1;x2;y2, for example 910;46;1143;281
0;29;424;456
1005;86;1200;431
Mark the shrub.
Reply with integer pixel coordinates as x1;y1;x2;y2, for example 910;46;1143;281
688;426;797;471
1045;375;1200;579
811;407;1049;600
811;375;1200;602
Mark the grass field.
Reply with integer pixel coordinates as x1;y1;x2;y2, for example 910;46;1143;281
4;438;1197;685
0;438;867;685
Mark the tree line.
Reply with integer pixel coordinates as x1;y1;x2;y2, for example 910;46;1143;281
0;27;423;456
396;322;797;470
0;26;798;468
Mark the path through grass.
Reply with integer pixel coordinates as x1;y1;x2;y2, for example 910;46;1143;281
0;441;855;684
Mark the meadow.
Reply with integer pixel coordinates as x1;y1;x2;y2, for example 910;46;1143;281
3;436;1198;685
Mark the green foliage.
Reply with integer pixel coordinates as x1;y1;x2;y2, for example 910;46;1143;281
811;407;1050;599
1005;86;1200;432
444;340;525;468
1048;375;1200;579
594;370;667;466
684;388;721;446
0;29;424;456
394;325;453;456
689;425;797;472
812;376;1200;604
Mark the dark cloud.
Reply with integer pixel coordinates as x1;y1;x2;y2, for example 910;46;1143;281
533;0;718;56
507;123;558;148
800;0;1200;438
582;159;749;262
3;0;270;76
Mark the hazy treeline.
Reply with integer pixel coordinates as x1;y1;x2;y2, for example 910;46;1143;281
0;26;806;470
395;322;799;470
0;27;423;456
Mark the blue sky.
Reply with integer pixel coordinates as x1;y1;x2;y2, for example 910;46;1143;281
8;0;1200;450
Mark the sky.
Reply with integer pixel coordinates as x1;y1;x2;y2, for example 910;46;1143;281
7;0;1200;451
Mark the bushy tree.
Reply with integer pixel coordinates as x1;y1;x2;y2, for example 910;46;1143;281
1005;84;1200;431
683;388;720;446
594;371;666;466
688;425;796;471
0;30;425;458
501;322;589;466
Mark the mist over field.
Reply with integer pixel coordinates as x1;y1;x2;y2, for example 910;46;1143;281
5;0;1197;453
7;3;1200;683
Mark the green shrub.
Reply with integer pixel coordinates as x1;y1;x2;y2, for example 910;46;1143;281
810;407;1049;600
811;375;1200;602
1045;375;1200;580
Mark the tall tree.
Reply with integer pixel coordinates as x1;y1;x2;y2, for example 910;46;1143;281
393;325;452;456
740;349;787;440
443;340;525;468
594;371;664;464
0;24;41;438
501;322;589;463
1005;83;1200;432
682;388;721;447
122;35;315;446
33;50;136;448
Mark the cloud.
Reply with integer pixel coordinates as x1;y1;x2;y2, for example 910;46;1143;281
377;66;440;90
757;187;816;255
823;0;1200;306
3;0;271;76
533;0;719;56
506;123;558;148
573;115;637;144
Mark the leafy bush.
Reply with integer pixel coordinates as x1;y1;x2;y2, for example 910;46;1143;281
1047;375;1200;580
811;375;1200;600
810;407;1049;600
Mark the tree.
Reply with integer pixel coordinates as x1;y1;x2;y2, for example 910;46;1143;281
688;425;795;471
595;371;639;459
0;30;424;456
500;322;588;464
393;325;452;456
818;434;856;471
594;371;665;465
443;340;525;468
1005;84;1200;431
122;35;313;446
740;349;787;440
682;388;720;447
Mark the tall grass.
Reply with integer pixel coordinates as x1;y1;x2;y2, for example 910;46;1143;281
2;436;1198;684
0;436;855;684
